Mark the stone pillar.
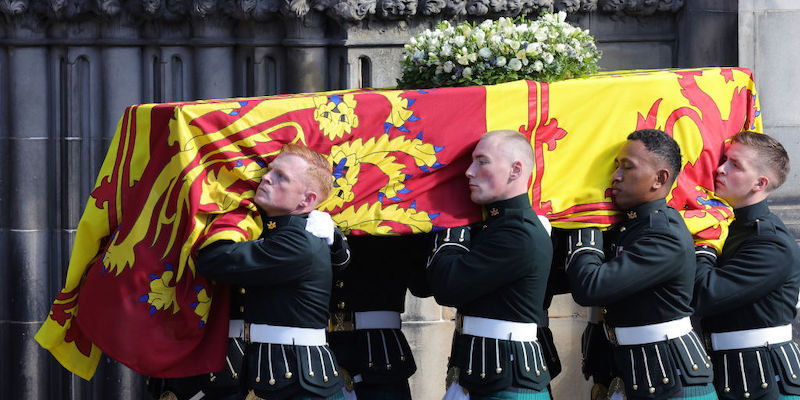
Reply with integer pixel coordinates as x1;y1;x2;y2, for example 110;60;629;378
739;1;800;217
6;19;54;400
676;0;739;68
283;12;329;93
402;295;455;400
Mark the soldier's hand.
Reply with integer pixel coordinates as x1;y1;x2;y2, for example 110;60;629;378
306;210;335;245
565;227;604;271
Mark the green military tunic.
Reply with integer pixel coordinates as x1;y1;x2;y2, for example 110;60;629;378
694;200;800;399
198;213;344;400
327;234;429;400
427;193;553;396
567;199;714;400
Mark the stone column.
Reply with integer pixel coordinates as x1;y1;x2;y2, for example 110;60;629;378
739;1;800;221
283;12;329;93
676;0;739;68
5;16;54;400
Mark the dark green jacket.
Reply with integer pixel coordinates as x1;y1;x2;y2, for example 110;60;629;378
569;199;695;327
694;200;800;331
427;194;552;324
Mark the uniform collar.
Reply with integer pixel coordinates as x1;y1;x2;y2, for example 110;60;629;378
484;193;532;218
261;213;308;232
733;200;770;224
621;198;667;221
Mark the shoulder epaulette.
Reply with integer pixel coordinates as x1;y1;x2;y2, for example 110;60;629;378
753;218;778;236
648;209;670;230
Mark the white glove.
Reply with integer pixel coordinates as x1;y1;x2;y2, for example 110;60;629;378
538;215;552;236
306;210;335;245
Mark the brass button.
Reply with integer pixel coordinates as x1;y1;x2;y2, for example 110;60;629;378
239;305;245;313
240;288;246;294
620;226;626;232
338;302;346;310
602;307;608;315
336;280;344;289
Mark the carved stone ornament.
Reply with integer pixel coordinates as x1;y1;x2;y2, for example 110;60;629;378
0;0;681;23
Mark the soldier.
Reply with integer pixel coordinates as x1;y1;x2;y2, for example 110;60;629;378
197;143;345;400
693;131;800;399
564;129;716;400
427;130;553;399
148;210;348;400
327;234;429;399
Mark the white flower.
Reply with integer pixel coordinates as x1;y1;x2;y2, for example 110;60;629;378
555;44;567;53
467;53;477;63
543;52;554;64
495;56;507;67
413;50;424;61
463;67;472;78
508;58;523;71
454;36;466;47
443;61;454;73
456;54;469;65
441;44;453;57
435;65;443;74
557;11;566;23
534;28;547;42
479;47;492;59
533;60;543;72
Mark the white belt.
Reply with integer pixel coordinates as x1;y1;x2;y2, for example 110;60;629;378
355;311;402;330
248;323;327;346
462;316;538;342
711;324;792;351
612;317;692;346
229;319;245;339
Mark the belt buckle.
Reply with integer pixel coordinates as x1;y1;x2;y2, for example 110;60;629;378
244;322;251;342
330;311;355;332
603;323;618;346
454;313;464;335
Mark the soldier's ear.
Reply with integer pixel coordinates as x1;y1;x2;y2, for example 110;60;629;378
752;175;770;193
653;168;670;189
508;160;523;181
298;190;319;212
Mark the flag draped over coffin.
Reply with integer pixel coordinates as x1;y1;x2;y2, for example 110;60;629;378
35;67;761;380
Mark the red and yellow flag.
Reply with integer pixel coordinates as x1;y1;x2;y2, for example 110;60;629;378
35;67;760;380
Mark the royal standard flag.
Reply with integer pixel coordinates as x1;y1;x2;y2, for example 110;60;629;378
36;67;760;380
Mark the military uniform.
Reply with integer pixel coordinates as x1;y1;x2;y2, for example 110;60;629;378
327;234;429;400
427;194;553;399
566;199;716;400
694;200;800;399
198;213;344;400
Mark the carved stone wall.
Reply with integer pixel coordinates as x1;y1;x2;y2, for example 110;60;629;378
0;1;745;399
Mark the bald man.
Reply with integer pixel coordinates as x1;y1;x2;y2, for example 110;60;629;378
427;130;553;399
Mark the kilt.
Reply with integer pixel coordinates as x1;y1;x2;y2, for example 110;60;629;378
470;387;551;400
667;383;718;400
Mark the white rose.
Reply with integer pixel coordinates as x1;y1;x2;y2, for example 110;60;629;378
495;56;507;67
555;43;567;53
557;11;567;23
533;60;543;72
443;61;454;73
454;36;466;47
463;67;472;78
413;50;424;61
435;65;443;75
456;54;469;65
508;58;523;71
467;53;477;63
479;47;492;59
526;43;540;55
441;44;453;57
535;28;547;42
543;52;554;64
